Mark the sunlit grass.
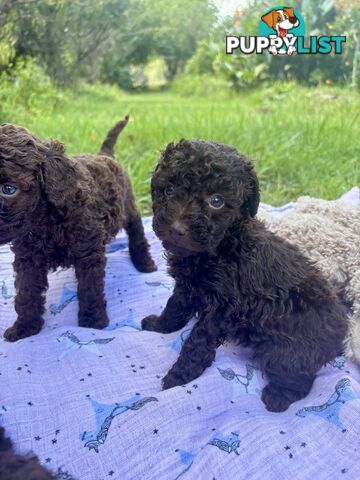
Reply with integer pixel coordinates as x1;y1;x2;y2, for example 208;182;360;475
4;83;359;214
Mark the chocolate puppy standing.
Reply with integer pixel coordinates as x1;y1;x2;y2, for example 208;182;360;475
0;117;156;341
142;140;347;412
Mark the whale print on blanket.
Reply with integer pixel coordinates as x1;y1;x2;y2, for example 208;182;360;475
81;394;159;452
329;356;346;370
218;364;262;397
296;378;359;430
106;239;128;254
49;285;78;315
57;331;115;360
208;430;241;455
1;278;13;300
175;450;197;479
175;430;241;479
145;280;174;295
103;310;141;331
160;327;193;353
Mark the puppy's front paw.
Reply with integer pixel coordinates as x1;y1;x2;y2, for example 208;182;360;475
162;372;186;390
79;312;109;330
261;383;292;412
141;315;162;331
135;258;157;273
130;247;157;273
4;322;42;342
4;326;22;342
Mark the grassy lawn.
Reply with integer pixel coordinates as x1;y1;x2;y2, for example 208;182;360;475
4;84;359;214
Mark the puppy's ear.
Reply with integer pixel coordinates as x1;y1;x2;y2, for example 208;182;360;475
41;140;88;212
261;10;277;29
242;164;260;218
284;7;295;17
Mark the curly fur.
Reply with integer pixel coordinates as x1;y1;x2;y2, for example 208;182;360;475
0;117;156;341
0;427;55;479
259;196;360;363
141;139;348;412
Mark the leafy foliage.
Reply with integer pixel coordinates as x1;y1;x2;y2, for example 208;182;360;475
0;0;215;87
0;57;61;122
0;0;358;91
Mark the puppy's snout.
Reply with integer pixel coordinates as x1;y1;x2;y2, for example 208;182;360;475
170;221;187;238
289;16;298;25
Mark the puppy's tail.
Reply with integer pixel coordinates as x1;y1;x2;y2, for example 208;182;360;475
99;115;129;157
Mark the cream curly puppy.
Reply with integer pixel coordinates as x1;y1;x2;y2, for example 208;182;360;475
261;196;360;363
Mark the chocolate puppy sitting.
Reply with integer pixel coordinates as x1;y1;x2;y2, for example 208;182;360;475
0;117;156;341
142;140;347;412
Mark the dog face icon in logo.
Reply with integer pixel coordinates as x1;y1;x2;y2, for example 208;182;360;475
260;7;305;56
261;8;299;38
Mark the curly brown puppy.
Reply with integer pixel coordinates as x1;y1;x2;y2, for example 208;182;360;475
0;427;55;479
0;116;156;341
141;140;348;412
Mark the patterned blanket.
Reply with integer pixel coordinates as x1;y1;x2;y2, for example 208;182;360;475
0;188;359;480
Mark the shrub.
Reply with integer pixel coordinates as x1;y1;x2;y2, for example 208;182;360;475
0;57;62;122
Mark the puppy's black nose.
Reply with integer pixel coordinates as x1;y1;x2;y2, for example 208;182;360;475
289;16;297;24
170;221;187;237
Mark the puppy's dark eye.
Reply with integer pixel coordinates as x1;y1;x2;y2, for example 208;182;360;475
278;16;281;21
208;194;224;210
2;184;17;196
164;183;175;196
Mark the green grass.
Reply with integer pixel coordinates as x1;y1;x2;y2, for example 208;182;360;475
3;83;359;214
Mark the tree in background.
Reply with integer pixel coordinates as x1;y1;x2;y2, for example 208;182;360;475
101;0;216;86
334;0;360;89
0;0;215;87
276;0;349;85
0;0;129;85
0;0;358;90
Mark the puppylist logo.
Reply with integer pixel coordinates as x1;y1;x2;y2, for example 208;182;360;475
226;6;346;56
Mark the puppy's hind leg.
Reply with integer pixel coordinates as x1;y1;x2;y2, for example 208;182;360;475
75;252;109;330
124;199;156;273
259;341;316;412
